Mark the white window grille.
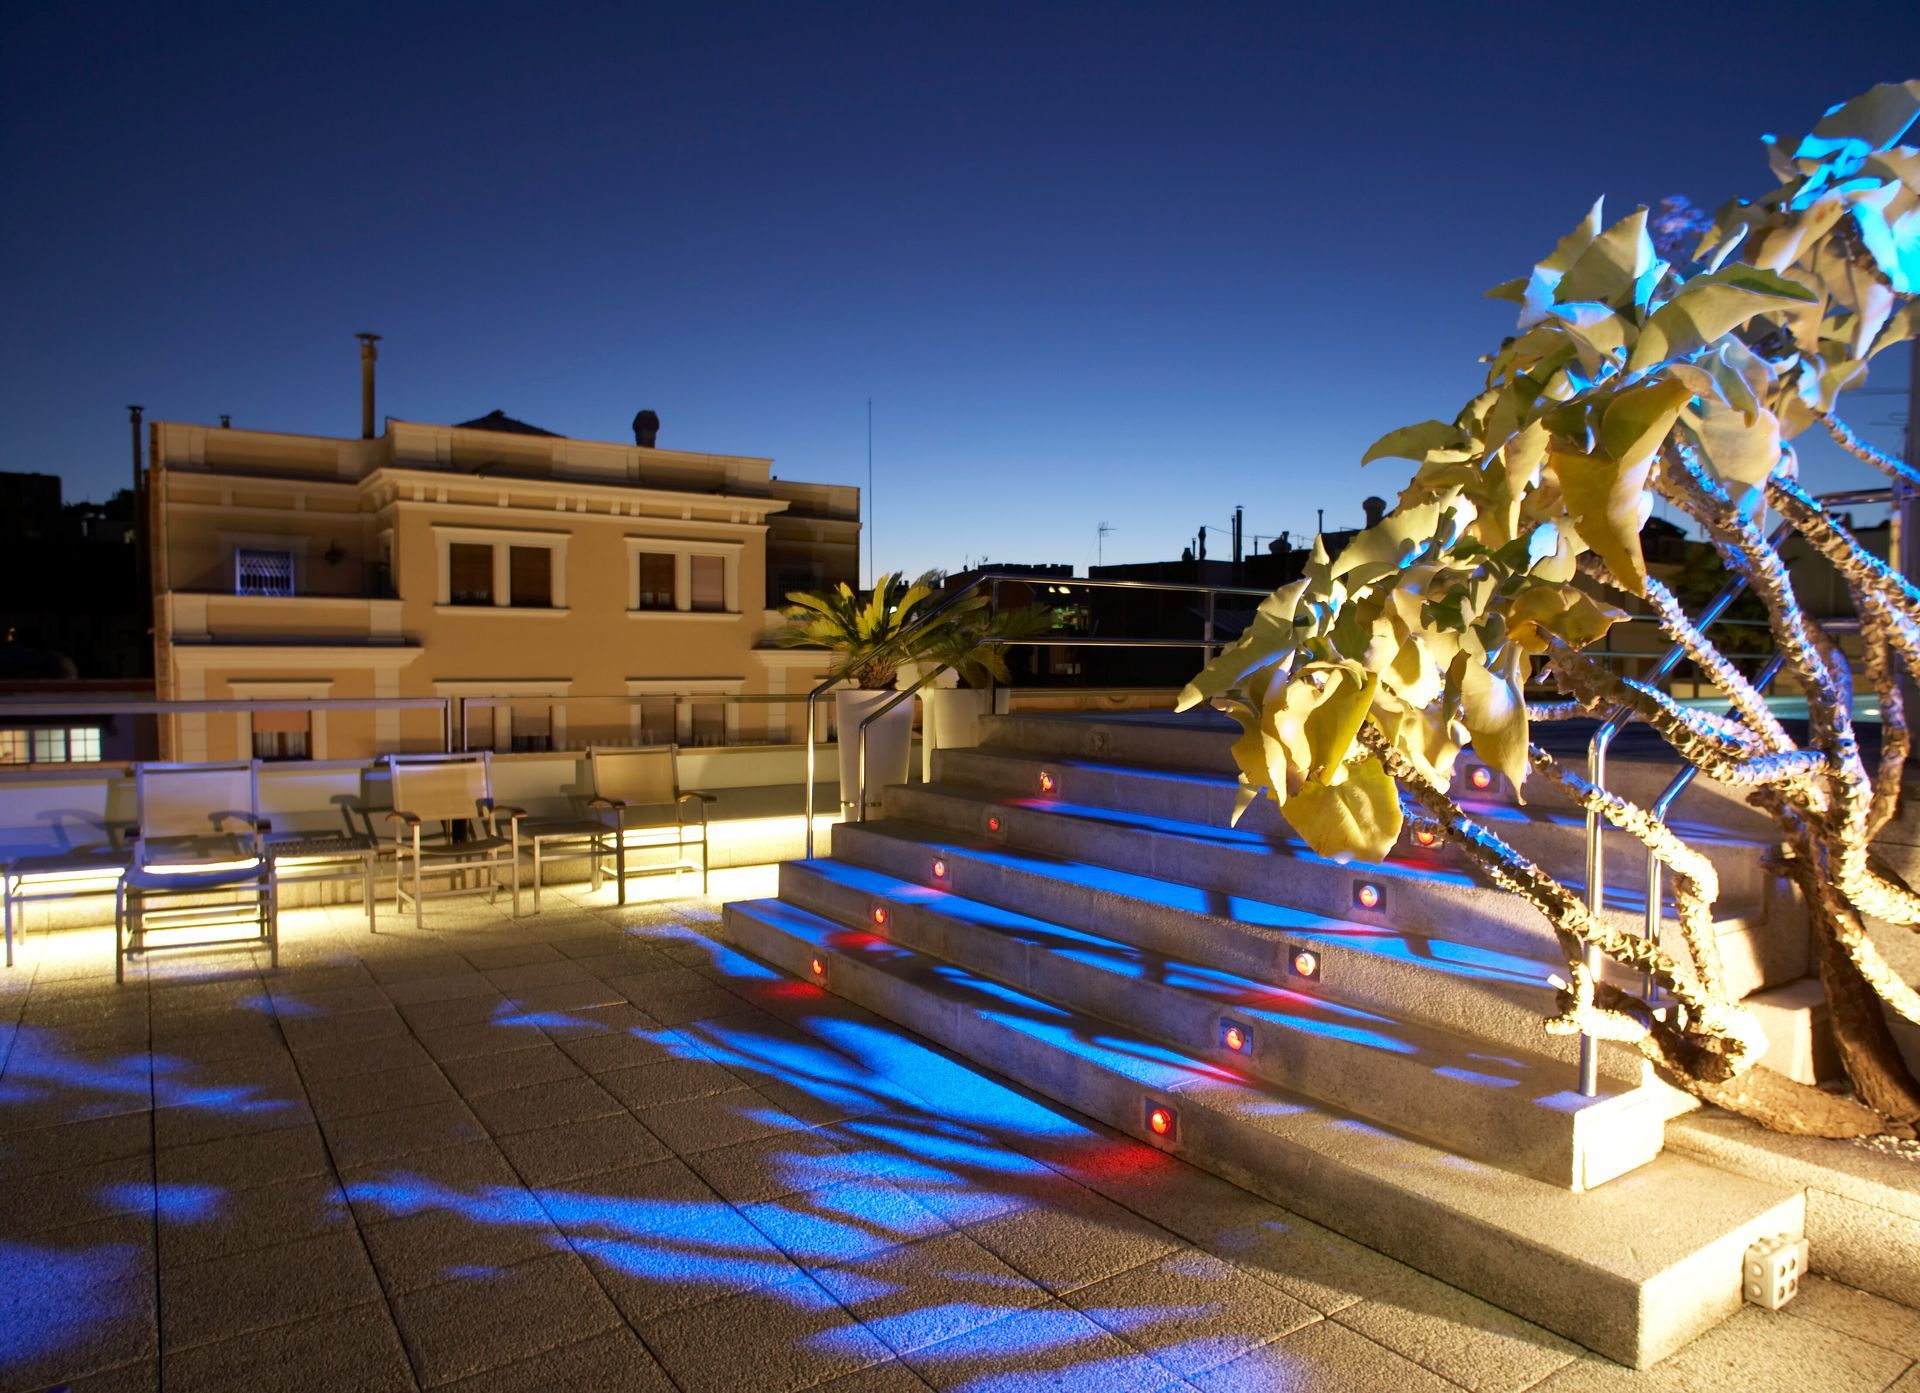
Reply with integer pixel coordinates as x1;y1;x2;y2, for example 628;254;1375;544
66;727;102;762
0;730;27;763
235;549;295;597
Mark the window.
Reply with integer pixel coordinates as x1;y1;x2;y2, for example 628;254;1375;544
690;554;726;612
638;697;675;747
0;726;104;764
448;543;494;605
235;548;295;597
508;546;552;608
636;552;676;610
690;701;726;746
253;730;309;761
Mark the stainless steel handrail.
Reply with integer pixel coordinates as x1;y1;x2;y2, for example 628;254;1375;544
1640;653;1788;1003
800;570;1273;856
1579;485;1892;1094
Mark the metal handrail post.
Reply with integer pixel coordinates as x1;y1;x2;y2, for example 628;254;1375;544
1204;591;1216;661
802;674;838;859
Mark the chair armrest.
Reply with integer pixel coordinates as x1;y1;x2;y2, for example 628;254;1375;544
490;804;528;820
384;811;422;827
677;792;717;805
587;796;626;810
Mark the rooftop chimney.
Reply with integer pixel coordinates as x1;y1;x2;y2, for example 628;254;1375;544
1362;495;1387;528
219;414;231;429
632;409;659;449
356;333;381;439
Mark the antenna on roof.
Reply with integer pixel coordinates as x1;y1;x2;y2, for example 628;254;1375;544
1097;521;1115;566
866;399;874;588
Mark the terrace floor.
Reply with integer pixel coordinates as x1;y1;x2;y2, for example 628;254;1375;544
2;871;1917;1393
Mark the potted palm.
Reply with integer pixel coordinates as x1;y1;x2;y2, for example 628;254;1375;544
776;572;939;818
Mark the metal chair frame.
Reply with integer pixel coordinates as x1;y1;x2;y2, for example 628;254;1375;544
385;752;524;930
4;844;130;969
115;760;276;984
585;745;714;903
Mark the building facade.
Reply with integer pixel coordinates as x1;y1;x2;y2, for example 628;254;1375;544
148;412;857;762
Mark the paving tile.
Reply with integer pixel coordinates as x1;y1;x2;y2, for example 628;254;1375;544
158;1301;415;1393
556;1026;689;1076
1064;1247;1323;1380
303;1061;461;1120
338;1138;528;1226
0;1111;153;1180
438;1328;676;1392
901;1300;1177;1392
634;1087;809;1155
466;1076;623;1135
296;1032;438;1081
812;1229;1050;1356
0;1152;152;1236
597;1056;741;1108
812;1361;936;1391
1328;1257;1580;1390
577;1203;804;1322
531;1155;718;1241
494;1111;669;1186
639;984;753;1027
417;1021;547;1063
636;1270;892;1393
270;983;393;1018
383;972;498;1007
397;991;511;1032
390;1250;622;1387
462;944;567;971
1196;1193;1406;1316
147;1020;286;1063
685;1126;860;1204
159;1229;382;1352
281;1007;411;1054
539;1001;657;1040
961;1185;1183;1296
1783;1274;1920;1359
50;1359;161;1392
485;960;596;992
155;1123;333;1193
156;1171;349;1268
322;1099;489;1170
362;1201;565;1294
744;1177;952;1268
1531;1303;1915;1392
1194;1318;1455;1392
496;979;628;1016
0;1213;158;1393
438;1042;583;1097
151;1092;314;1151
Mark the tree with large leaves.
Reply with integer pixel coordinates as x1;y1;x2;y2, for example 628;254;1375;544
1184;81;1920;1137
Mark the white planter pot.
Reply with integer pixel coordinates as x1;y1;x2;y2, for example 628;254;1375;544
922;687;990;780
836;689;913;819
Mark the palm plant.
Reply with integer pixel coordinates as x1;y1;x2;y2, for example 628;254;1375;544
776;572;941;688
910;603;1058;688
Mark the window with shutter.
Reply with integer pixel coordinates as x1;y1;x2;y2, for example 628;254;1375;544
638;697;675;746
690;554;726;612
235;549;295;596
690;701;726;746
449;544;494;605
636;552;676;610
509;546;552;608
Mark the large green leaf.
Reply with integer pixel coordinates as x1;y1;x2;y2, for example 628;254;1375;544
1362;422;1467;466
1557;208;1653;306
1627;266;1819;372
1283;756;1403;863
1549;450;1656;596
1684;400;1781;501
1797;79;1920;158
1460;644;1530;799
1599;378;1693;472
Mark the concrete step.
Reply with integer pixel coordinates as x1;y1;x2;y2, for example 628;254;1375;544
777;856;1676;1189
720;895;1804;1369
932;743;1777;908
829;812;1652;1085
977;709;1782;839
882;780;1807;1001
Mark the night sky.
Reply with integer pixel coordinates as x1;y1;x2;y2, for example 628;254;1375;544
4;1;1917;577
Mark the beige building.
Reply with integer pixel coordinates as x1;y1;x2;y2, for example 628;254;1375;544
148;405;857;761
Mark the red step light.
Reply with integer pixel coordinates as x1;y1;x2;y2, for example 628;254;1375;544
809;957;826;978
1220;1020;1249;1054
1291;948;1321;980
932;858;948;880
1414;828;1437;848
1145;1102;1178;1139
1469;766;1493;791
986;815;1002;833
1038;770;1056;794
871;905;889;927
1353;882;1383;911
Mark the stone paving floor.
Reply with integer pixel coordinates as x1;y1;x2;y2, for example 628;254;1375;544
2;868;1918;1393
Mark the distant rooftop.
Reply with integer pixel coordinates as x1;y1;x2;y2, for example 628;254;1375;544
454;409;560;438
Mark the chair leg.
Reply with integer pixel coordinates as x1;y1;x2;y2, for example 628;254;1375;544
533;841;543;914
267;869;280;970
365;856;376;933
617;828;628;906
510;849;521;918
413;856;424;932
113;883;124;985
4;881;13;970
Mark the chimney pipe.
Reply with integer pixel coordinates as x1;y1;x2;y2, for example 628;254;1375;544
1363;495;1387;529
129;404;145;622
632;409;660;449
219;414;231;429
356;333;381;439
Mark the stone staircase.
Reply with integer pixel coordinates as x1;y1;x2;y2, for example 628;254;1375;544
721;710;1812;1367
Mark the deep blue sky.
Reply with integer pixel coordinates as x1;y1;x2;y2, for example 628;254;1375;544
3;2;1916;577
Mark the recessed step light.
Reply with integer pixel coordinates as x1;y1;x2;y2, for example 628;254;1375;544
1220;1019;1251;1055
1144;1100;1179;1141
871;904;889;927
1038;770;1057;795
1289;946;1322;982
1353;881;1385;912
